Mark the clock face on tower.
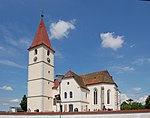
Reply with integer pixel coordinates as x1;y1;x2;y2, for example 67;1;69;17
33;56;37;62
47;57;50;63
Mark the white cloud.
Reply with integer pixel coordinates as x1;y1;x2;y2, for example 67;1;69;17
133;57;150;65
111;65;135;73
116;55;124;59
5;36;18;46
49;19;76;40
100;32;124;50
0;85;13;91
0;60;25;69
121;93;129;103
9;99;20;103
19;37;31;48
2;103;9;106
0;24;30;48
135;95;148;104
130;44;135;48
133;87;141;91
121;93;148;104
121;66;135;71
0;25;18;46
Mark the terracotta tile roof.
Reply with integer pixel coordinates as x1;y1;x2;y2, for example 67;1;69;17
63;71;90;91
52;79;59;89
53;70;117;90
63;70;74;78
29;19;54;51
80;70;117;86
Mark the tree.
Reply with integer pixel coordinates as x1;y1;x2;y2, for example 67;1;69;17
145;95;150;109
121;101;131;110
121;101;145;110
20;95;27;112
131;102;145;110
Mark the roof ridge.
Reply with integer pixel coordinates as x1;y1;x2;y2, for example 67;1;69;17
79;70;117;86
80;70;109;76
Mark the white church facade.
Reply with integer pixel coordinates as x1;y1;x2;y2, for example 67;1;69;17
27;17;121;112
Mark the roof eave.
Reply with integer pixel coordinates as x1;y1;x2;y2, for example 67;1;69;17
86;82;117;86
80;86;90;91
28;43;55;52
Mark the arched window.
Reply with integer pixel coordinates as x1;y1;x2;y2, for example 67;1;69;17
47;50;50;56
64;92;67;99
94;88;98;104
34;49;37;55
107;89;111;104
70;91;73;98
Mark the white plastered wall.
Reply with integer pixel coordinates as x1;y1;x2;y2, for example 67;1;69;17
28;45;54;112
60;77;89;112
88;83;118;111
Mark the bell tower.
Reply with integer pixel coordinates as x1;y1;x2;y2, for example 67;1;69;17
27;16;54;112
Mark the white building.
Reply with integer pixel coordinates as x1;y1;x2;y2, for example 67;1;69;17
27;17;121;112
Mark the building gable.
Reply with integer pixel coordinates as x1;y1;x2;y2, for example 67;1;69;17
63;71;89;91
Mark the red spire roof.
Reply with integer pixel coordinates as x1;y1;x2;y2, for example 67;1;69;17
29;19;54;51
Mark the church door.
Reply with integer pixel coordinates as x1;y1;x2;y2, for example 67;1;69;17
69;104;73;112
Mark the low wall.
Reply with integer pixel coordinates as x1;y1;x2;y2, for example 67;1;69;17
0;110;150;118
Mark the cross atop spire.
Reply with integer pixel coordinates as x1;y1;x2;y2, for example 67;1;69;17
41;11;44;19
29;18;54;51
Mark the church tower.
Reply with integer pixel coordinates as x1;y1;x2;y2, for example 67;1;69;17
27;16;54;112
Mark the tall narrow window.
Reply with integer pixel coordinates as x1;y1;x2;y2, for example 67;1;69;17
101;87;104;110
47;50;50;56
69;104;73;112
70;91;73;98
94;88;98;104
101;87;104;103
107;90;111;104
35;49;37;55
86;93;87;98
64;92;67;99
53;98;56;105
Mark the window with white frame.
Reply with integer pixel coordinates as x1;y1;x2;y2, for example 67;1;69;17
107;89;111;104
64;92;67;99
70;91;73;98
94;88;98;104
34;49;37;55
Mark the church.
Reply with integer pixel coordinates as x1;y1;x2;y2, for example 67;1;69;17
27;17;121;112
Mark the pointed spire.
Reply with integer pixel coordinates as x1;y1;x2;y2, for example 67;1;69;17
29;18;54;51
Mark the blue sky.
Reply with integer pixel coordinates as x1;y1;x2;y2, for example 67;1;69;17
0;0;150;111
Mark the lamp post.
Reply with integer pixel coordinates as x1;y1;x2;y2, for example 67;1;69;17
55;75;64;118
